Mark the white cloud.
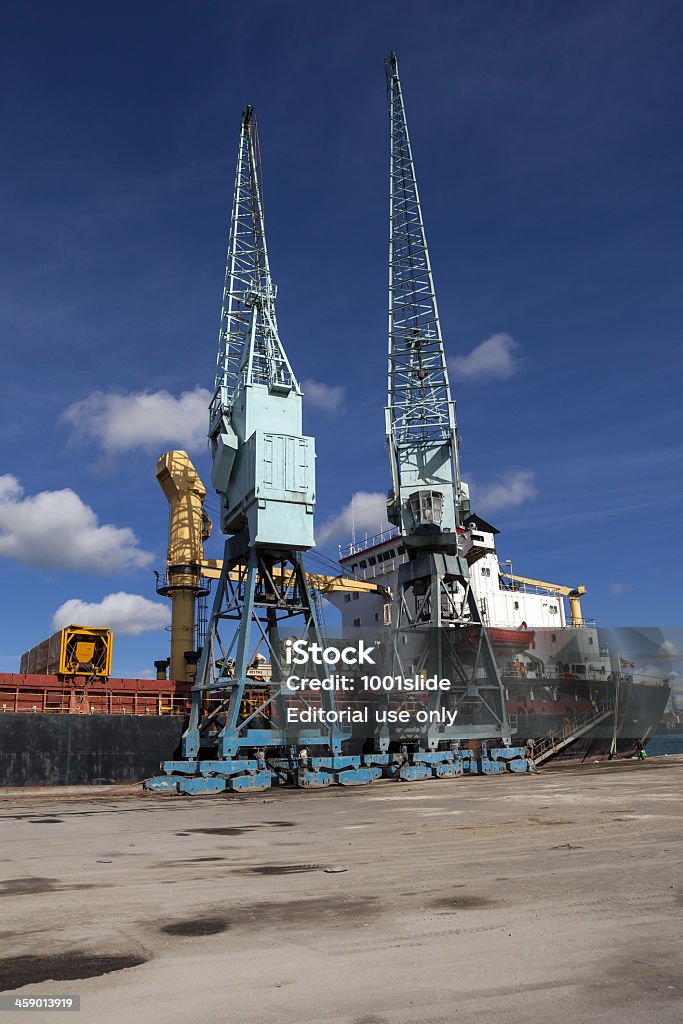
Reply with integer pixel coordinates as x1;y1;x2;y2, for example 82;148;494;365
317;491;389;546
657;640;680;659
609;582;633;595
301;379;345;414
449;333;519;382
0;475;152;573
470;470;537;515
134;667;157;680
60;386;211;455
639;663;676;682
52;592;170;636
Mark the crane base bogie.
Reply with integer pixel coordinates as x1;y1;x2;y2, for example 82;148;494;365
433;760;463;779
143;743;533;795
297;767;334;788
178;776;227;795
144;776;181;794
337;765;384;785
478;758;507;776
198;759;263;777
396;762;433;782
161;760;199;776
230;770;272;793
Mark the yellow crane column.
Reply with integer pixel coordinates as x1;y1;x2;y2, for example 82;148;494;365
156;451;211;683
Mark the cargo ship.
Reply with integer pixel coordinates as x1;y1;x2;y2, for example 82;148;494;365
0;480;670;786
324;514;671;763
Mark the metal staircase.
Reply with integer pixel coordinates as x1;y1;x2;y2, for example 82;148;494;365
533;698;614;765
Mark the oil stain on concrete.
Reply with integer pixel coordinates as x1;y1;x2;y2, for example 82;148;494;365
160;915;230;937
0;878;105;896
0;953;148;991
431;894;497;910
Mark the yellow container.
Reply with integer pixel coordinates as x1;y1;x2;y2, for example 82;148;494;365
20;625;113;678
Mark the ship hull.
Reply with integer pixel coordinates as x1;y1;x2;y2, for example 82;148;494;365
503;675;671;763
0;713;185;787
0;674;669;785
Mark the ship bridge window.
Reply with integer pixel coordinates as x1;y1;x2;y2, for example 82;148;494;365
481;567;491;577
513;600;519;610
344;594;351;603
353;593;360;601
472;533;485;542
359;559;367;569
368;556;377;566
572;665;586;675
398;544;406;555
549;605;558;614
589;636;594;645
353;618;361;627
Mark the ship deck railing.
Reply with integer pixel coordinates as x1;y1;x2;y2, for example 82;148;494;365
339;528;401;560
503;665;606;682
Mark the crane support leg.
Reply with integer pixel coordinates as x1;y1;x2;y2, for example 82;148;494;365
146;537;350;794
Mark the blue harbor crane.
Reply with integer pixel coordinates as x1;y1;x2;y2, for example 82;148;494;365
381;53;512;770
146;107;372;793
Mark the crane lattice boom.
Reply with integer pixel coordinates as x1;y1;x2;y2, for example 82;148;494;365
385;53;465;540
213;106;298;417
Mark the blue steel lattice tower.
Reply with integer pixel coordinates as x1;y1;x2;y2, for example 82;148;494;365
385;54;510;748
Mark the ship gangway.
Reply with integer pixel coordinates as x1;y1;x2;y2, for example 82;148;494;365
531;699;615;765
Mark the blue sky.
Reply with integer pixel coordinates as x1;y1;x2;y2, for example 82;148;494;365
1;0;682;677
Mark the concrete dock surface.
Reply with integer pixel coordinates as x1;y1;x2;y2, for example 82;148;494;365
1;758;682;1024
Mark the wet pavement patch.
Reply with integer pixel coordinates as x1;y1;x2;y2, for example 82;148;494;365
0;877;104;896
0;878;59;896
160;915;230;937
240;864;324;875
432;894;496;910
181;856;225;863
186;827;254;836
228;895;378;929
0;953;148;990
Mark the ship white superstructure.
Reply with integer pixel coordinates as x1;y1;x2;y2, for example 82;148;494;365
327;515;615;686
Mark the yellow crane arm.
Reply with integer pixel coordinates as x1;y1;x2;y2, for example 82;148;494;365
199;560;384;595
500;573;586;598
499;573;586;626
